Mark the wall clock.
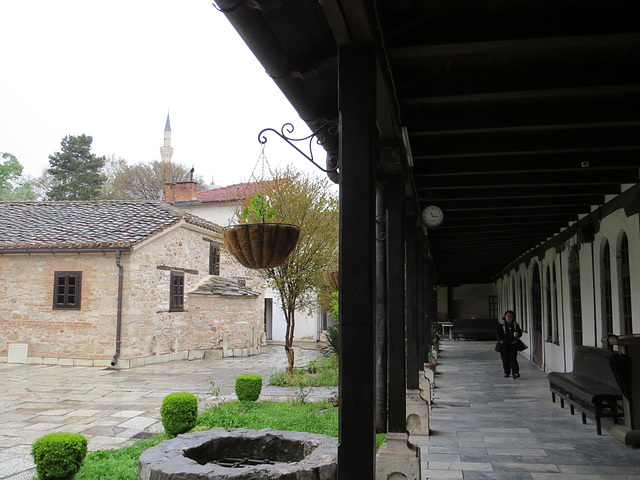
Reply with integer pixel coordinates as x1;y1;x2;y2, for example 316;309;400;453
422;205;444;228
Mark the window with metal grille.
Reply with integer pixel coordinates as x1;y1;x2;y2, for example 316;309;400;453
488;295;498;319
569;246;582;347
602;241;613;335
620;234;632;334
552;266;559;344
170;271;184;312
209;243;220;276
520;276;527;331
53;271;82;310
546;267;553;342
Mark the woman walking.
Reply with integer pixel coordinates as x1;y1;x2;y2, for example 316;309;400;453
497;310;523;379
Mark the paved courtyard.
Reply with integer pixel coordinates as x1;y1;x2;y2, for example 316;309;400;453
0;342;333;479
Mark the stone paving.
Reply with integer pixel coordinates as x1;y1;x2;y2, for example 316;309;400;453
415;341;640;480
0;342;334;479
3;340;640;479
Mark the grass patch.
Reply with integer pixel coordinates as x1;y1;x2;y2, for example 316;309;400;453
197;400;338;436
58;434;169;480
269;355;338;387
197;400;386;449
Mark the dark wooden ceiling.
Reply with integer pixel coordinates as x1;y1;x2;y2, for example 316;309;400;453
218;0;640;286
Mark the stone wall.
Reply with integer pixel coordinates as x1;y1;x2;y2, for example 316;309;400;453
0;221;266;368
0;252;118;367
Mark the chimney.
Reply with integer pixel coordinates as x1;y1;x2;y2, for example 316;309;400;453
164;183;176;203
173;181;198;202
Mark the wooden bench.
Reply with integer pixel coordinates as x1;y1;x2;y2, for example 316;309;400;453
547;345;624;435
451;318;496;341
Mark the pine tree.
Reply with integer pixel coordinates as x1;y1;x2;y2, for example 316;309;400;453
47;134;106;200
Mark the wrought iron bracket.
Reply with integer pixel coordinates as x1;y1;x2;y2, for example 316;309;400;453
258;122;339;173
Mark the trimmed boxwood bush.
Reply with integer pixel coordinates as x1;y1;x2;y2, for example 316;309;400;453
235;374;263;401
160;392;198;436
31;432;87;480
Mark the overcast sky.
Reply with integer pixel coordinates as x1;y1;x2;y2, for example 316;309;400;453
0;0;328;188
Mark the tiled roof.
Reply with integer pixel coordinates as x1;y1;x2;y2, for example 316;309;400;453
195;182;269;203
191;276;259;297
0;201;222;251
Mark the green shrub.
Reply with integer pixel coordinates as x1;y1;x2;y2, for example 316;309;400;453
31;432;87;480
235;374;263;401
323;325;339;357
160;392;198;436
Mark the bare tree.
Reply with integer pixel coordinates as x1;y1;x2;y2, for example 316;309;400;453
101;158;207;200
236;165;339;373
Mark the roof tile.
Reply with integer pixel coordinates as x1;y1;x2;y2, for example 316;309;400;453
0;201;221;251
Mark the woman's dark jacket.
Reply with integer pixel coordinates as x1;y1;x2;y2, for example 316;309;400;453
496;321;523;346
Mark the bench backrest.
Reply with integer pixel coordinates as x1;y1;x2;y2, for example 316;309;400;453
573;346;619;390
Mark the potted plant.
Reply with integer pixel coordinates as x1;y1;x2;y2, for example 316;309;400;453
223;194;300;269
427;346;437;372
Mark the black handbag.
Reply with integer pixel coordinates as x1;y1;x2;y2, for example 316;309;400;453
495;342;503;353
516;339;528;351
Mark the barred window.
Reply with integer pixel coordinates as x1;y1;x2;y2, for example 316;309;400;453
602;241;613;335
620;234;632;334
53;272;82;310
209;243;221;276
569;246;582;347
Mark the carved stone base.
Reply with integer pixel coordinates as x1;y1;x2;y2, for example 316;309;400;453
406;389;430;436
424;363;435;386
375;432;421;480
418;376;432;404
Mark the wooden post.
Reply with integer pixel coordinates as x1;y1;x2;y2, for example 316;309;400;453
375;187;388;433
338;43;377;479
417;237;427;364
406;216;419;391
386;173;406;433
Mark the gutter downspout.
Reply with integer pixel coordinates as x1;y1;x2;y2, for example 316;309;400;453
111;250;124;367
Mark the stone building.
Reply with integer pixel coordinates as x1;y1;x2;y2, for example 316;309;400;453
0;201;264;368
164;181;331;342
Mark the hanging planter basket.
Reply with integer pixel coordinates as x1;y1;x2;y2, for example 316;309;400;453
323;270;339;291
223;223;300;269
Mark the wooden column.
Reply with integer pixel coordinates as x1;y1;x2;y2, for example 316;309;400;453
406;216;419;390
375;187;388;433
386;173;406;433
338;43;377;479
417;238;427;364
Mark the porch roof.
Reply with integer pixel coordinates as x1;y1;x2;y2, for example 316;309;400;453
216;0;640;285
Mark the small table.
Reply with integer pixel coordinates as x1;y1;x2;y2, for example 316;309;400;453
439;322;453;340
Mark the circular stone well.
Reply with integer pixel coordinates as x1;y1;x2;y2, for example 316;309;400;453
138;428;337;479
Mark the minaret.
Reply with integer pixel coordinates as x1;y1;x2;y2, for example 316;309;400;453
160;112;174;162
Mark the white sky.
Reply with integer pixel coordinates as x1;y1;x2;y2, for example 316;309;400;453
0;0;328;188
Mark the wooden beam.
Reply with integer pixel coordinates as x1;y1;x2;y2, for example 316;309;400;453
390;33;640;60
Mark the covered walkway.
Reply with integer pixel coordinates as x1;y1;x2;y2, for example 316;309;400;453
416;341;640;479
